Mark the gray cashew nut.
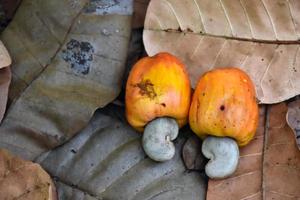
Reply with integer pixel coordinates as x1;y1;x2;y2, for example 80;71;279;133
202;136;239;179
142;117;179;162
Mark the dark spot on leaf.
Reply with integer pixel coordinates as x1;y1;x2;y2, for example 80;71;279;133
293;67;297;72
261;58;264;61
161;103;166;107
187;28;193;32
62;39;94;75
71;149;77;154
202;93;205;96
134;79;157;99
85;0;119;13
164;28;174;32
277;2;285;7
220;105;225;111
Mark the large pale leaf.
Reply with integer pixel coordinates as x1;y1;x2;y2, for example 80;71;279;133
143;0;300;104
207;104;300;199
0;148;57;199
0;0;132;160
36;105;207;200
0;40;11;122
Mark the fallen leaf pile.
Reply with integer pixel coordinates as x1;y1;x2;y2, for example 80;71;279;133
0;0;299;199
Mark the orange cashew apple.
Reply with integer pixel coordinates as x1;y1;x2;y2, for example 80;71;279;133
189;67;259;179
126;52;191;161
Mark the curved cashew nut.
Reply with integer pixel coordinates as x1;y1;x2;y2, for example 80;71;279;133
142;117;179;162
202;136;239;179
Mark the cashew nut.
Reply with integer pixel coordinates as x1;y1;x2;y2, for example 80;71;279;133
142;117;179;162
202;136;239;179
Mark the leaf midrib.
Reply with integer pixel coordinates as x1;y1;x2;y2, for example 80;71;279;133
144;28;300;45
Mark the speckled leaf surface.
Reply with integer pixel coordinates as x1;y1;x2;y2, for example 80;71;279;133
143;0;300;104
207;104;300;199
0;0;132;160
0;149;57;200
37;105;207;200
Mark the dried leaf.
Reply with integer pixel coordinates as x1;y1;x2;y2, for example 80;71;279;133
0;67;10;122
143;0;300;104
0;40;11;122
55;181;98;200
287;99;300;150
36;105;207;200
182;134;206;171
0;0;22;19
0;40;11;68
133;0;150;28
207;104;300;199
0;148;57;200
0;0;132;160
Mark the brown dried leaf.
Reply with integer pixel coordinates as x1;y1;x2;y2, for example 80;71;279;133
287;99;300;150
0;67;10;122
0;148;57;200
0;0;132;160
0;40;11;122
133;0;150;28
143;0;300;104
0;0;22;19
0;40;11;68
207;104;300;199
